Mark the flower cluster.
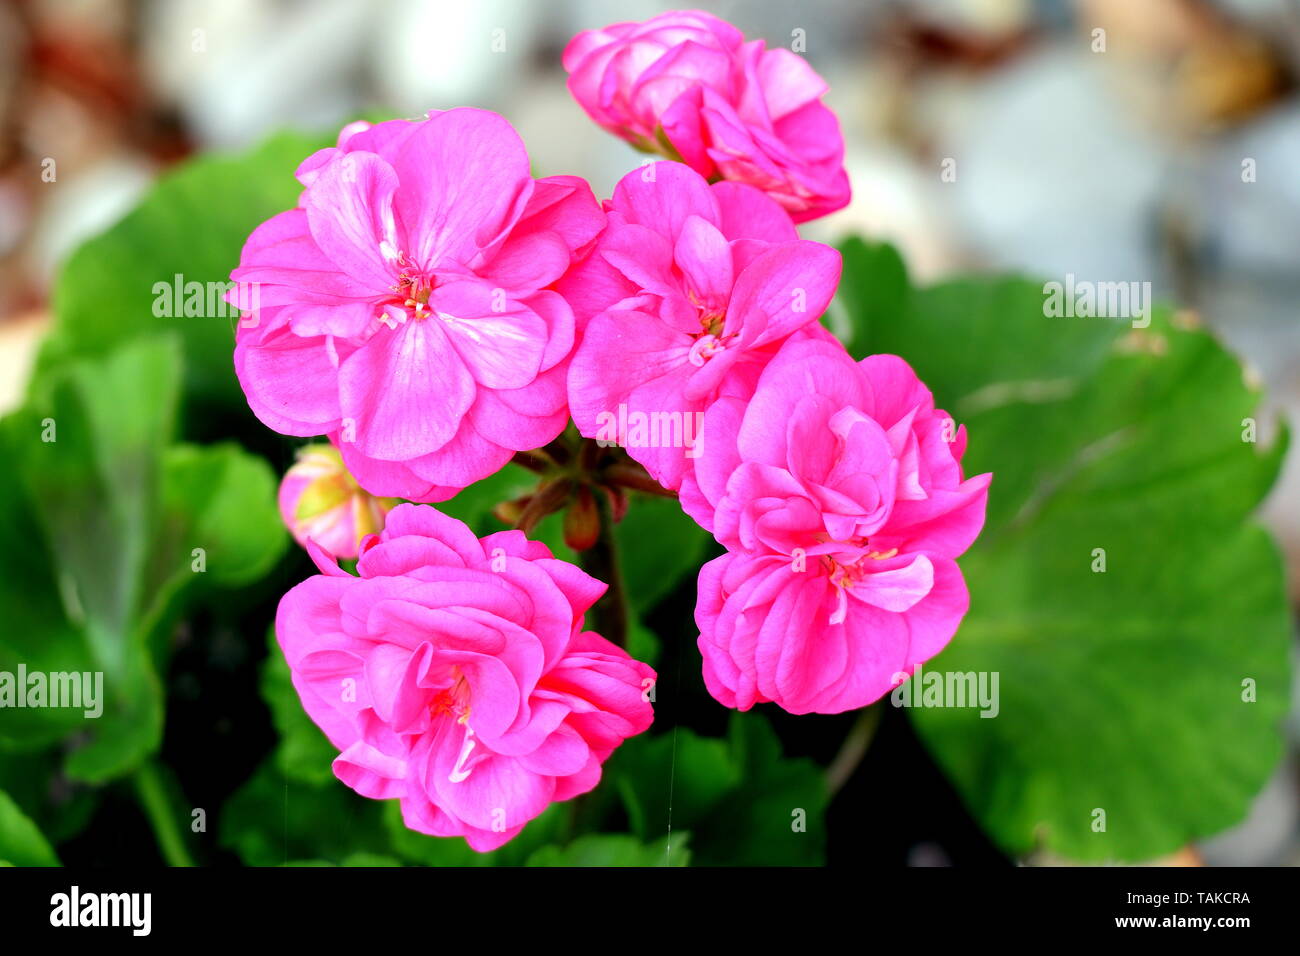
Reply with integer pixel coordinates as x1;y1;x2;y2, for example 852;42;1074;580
231;109;602;502
563;9;851;221
230;9;986;850
681;339;991;714
560;160;842;492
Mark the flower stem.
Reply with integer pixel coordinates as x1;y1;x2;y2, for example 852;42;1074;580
603;462;677;498
577;487;629;647
825;704;882;797
510;449;553;474
133;759;196;867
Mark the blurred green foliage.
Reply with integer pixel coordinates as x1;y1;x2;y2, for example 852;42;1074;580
0;339;286;788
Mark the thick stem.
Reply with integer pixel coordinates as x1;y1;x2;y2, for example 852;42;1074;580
510;449;552;474
825;704;882;797
515;478;573;535
133;760;196;867
577;488;629;647
604;462;677;498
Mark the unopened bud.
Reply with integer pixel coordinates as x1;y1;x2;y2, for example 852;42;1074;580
493;496;528;525
279;444;397;558
563;486;601;551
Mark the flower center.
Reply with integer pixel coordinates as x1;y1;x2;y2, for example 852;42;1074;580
688;332;726;366
825;548;897;583
429;670;471;725
378;263;440;331
393;272;435;318
429;670;479;784
685;288;726;338
824;547;898;625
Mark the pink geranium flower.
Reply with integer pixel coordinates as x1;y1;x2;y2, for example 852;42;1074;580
564;9;850;221
687;337;991;714
276;503;656;852
231;110;604;502
563;161;841;491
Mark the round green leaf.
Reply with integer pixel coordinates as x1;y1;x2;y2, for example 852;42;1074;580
0;789;60;866
838;240;1291;861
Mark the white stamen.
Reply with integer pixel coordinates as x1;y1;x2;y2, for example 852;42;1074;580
448;725;476;783
829;586;848;626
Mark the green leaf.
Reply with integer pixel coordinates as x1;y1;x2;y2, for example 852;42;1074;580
34;131;334;434
23;338;179;654
0;789;60;866
158;444;287;587
826;236;909;356
259;627;338;787
624;619;661;669
0;338;287;782
614;495;712;613
839;252;1120;401
607;712;825;866
694;712;828;866
837;239;1292;861
141;443;288;645
526;832;689;867
0;419;101;749
5;339;180;780
606;727;739;841
339;853;402;867
219;759;390;867
281;853;402;867
0;748;98;844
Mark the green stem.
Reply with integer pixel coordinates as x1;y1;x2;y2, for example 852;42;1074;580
577;488;629;647
133;760;196;867
825;704;882;797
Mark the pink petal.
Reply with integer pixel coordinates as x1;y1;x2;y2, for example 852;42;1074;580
337;443;456;502
389;109;532;268
611;161;720;238
756;46;828;119
711;181;799;242
674;214;733;304
432;280;548;390
304;150;400;291
334;740;408;800
235;323;346;436
480;230;573;293
338;318;474;460
406;421;515;489
567;309;690;435
848;554;935;614
728;240;841;347
516;175;605;254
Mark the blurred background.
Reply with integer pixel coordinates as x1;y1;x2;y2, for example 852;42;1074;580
1;0;1297;866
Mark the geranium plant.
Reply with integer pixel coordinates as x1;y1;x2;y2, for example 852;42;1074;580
0;9;1288;869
